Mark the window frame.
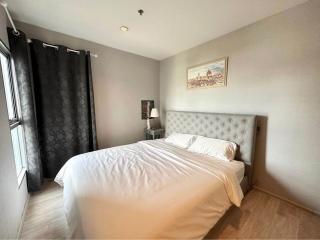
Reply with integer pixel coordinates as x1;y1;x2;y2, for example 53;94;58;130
0;39;27;186
0;40;20;123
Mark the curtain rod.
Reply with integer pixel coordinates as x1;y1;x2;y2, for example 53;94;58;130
1;1;19;35
27;39;98;58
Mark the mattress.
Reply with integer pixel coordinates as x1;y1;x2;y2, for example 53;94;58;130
55;140;244;239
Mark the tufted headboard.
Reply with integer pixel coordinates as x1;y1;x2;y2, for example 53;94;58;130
165;110;257;193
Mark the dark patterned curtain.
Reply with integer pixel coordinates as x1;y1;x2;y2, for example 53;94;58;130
30;39;97;178
8;28;97;187
8;28;42;191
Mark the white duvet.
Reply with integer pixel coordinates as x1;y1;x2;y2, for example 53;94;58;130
55;140;244;239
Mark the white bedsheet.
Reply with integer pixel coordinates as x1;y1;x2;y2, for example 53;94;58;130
55;140;244;239
226;160;245;183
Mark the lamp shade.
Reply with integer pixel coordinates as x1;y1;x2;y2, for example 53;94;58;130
150;108;159;118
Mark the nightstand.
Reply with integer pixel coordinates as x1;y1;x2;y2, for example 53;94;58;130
144;128;165;140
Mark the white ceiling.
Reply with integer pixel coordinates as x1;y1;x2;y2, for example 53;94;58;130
7;0;307;60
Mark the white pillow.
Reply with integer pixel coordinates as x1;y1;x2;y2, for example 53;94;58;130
188;136;237;161
165;133;197;149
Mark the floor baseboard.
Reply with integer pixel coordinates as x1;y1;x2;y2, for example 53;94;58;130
253;185;319;216
17;193;30;239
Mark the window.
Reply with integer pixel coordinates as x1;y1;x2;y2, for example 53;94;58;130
0;40;27;184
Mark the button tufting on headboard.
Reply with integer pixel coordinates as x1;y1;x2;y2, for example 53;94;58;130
165;110;257;192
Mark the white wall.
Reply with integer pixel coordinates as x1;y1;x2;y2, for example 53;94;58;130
15;21;160;149
160;0;320;213
0;8;29;239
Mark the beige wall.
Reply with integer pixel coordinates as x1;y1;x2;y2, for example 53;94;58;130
160;0;320;213
0;8;29;239
16;21;160;149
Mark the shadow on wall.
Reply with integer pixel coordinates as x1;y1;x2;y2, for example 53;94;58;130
253;115;299;203
252;115;268;185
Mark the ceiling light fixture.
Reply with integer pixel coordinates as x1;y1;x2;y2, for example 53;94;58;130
120;26;129;32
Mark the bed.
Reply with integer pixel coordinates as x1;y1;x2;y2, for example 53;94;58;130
55;111;257;239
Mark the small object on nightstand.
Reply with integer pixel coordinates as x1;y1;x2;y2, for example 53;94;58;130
144;128;165;140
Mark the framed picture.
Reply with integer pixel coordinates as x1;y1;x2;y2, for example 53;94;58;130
187;57;228;89
141;100;154;119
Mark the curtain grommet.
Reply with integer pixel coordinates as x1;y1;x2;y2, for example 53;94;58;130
12;30;20;36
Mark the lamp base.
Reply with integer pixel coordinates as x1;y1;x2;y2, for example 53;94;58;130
147;118;151;130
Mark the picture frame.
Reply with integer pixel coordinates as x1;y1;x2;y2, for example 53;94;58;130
187;57;228;89
141;100;154;119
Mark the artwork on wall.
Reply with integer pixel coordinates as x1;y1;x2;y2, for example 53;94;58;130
141;100;154;119
187;57;228;89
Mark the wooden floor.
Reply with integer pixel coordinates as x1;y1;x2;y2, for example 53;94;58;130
20;182;68;239
20;182;320;239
